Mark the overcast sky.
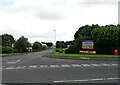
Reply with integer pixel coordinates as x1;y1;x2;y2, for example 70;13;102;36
0;0;119;43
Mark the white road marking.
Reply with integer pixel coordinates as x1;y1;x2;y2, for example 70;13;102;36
71;64;82;67
3;63;118;70
21;66;26;68
90;64;101;66
80;57;90;59
6;67;14;69
39;65;49;68
111;64;118;66
29;65;37;68
50;65;59;68
61;65;71;67
101;63;111;66
7;60;20;64
81;64;90;67
54;77;120;83
16;66;21;69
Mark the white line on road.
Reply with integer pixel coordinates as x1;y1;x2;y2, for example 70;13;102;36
50;65;59;68
90;64;101;66
54;77;120;83
3;63;118;70
71;64;82;67
61;65;71;67
7;60;20;64
81;64;91;67
39;65;49;68
29;65;37;68
6;67;14;69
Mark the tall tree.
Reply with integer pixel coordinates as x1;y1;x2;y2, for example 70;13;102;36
32;41;42;52
14;36;30;52
2;34;15;47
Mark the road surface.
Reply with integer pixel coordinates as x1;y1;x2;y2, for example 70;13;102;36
2;49;119;83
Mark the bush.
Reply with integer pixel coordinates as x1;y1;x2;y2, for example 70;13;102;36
2;46;14;53
56;48;62;53
65;45;77;54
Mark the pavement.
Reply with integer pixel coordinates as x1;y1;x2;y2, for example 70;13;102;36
1;49;120;84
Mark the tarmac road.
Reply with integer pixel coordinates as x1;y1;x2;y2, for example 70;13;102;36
2;49;119;83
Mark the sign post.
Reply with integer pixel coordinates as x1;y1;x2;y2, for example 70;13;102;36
20;48;22;55
114;49;118;56
82;40;94;49
80;40;96;54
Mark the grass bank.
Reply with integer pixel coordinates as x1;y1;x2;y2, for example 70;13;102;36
0;53;20;57
52;52;120;58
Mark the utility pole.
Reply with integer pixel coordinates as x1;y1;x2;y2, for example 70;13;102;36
53;30;56;50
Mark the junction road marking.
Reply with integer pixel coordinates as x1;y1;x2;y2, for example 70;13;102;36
61;65;71;67
90;64;101;66
3;63;118;70
29;65;37;68
54;77;120;83
81;64;91;67
50;65;59;68
71;64;82;67
7;60;20;64
39;65;49;68
6;67;14;69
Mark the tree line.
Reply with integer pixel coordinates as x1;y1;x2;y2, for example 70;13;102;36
56;24;120;54
0;34;53;54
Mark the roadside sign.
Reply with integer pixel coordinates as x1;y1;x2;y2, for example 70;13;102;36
82;40;94;49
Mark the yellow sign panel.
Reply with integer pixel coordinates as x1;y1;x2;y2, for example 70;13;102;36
82;40;94;49
82;46;93;49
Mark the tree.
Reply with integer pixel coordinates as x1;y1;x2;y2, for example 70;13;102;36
91;25;120;54
67;24;120;54
32;41;42;52
2;34;15;47
14;36;31;52
56;41;66;48
41;42;53;47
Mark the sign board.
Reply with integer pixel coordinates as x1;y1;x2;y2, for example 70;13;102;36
82;40;94;49
79;50;96;54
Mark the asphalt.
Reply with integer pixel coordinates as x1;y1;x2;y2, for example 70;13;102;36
2;49;120;84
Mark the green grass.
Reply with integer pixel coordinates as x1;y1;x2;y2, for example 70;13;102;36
52;52;120;58
0;53;20;57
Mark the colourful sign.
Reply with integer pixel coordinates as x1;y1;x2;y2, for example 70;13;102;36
82;40;94;49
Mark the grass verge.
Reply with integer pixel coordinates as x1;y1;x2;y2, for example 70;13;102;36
52;52;120;58
0;53;20;57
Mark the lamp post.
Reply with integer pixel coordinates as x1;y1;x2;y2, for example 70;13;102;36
53;30;56;50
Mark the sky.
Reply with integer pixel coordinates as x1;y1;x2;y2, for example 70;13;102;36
0;0;119;44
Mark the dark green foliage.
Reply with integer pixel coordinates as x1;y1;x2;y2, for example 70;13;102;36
65;45;76;54
0;35;2;46
67;24;120;54
14;36;31;52
56;41;66;48
42;45;47;50
91;25;120;54
2;46;14;53
32;41;42;52
41;42;53;47
2;34;15;47
56;48;62;53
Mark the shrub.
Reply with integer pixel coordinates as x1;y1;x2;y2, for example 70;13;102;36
2;46;14;53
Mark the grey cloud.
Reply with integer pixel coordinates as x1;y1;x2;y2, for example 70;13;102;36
79;0;119;6
36;10;63;20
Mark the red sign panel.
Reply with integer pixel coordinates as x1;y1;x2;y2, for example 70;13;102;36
79;50;96;54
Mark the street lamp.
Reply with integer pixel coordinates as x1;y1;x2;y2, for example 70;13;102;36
53;30;56;49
